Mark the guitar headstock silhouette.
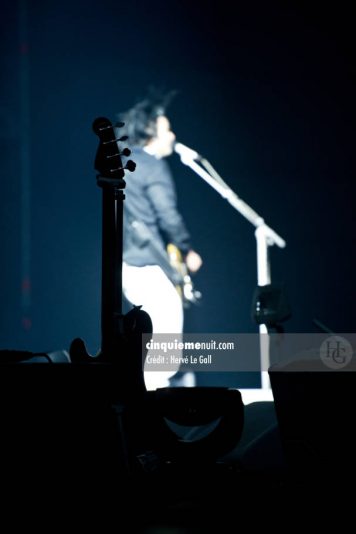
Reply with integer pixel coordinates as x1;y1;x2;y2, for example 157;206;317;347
92;117;136;179
70;118;152;397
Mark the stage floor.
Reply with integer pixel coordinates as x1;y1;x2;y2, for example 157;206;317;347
240;388;274;404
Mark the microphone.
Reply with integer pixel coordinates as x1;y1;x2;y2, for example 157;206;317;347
174;142;201;163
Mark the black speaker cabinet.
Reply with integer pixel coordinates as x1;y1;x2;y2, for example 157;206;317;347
269;363;356;480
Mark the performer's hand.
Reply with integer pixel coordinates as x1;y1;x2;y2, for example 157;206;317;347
186;250;202;273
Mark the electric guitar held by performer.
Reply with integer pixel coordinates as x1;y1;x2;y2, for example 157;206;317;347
167;243;202;307
125;213;201;307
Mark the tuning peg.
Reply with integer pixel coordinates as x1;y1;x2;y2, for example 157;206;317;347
117;135;128;142
115;121;125;128
105;148;131;160
92;117;111;135
125;160;136;172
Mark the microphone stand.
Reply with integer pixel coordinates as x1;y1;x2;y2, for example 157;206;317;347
179;153;286;389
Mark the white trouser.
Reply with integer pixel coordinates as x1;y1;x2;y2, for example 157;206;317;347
122;263;183;333
123;263;194;390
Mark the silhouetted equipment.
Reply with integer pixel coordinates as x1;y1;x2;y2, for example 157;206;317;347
143;387;244;463
232;401;285;474
0;360;127;506
252;283;291;328
269;362;356;480
0;349;70;363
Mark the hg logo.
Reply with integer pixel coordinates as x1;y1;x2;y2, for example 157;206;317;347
320;336;353;369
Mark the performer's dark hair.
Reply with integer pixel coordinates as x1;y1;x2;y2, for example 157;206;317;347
116;88;176;146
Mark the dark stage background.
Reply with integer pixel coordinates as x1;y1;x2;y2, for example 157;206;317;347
1;1;355;371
